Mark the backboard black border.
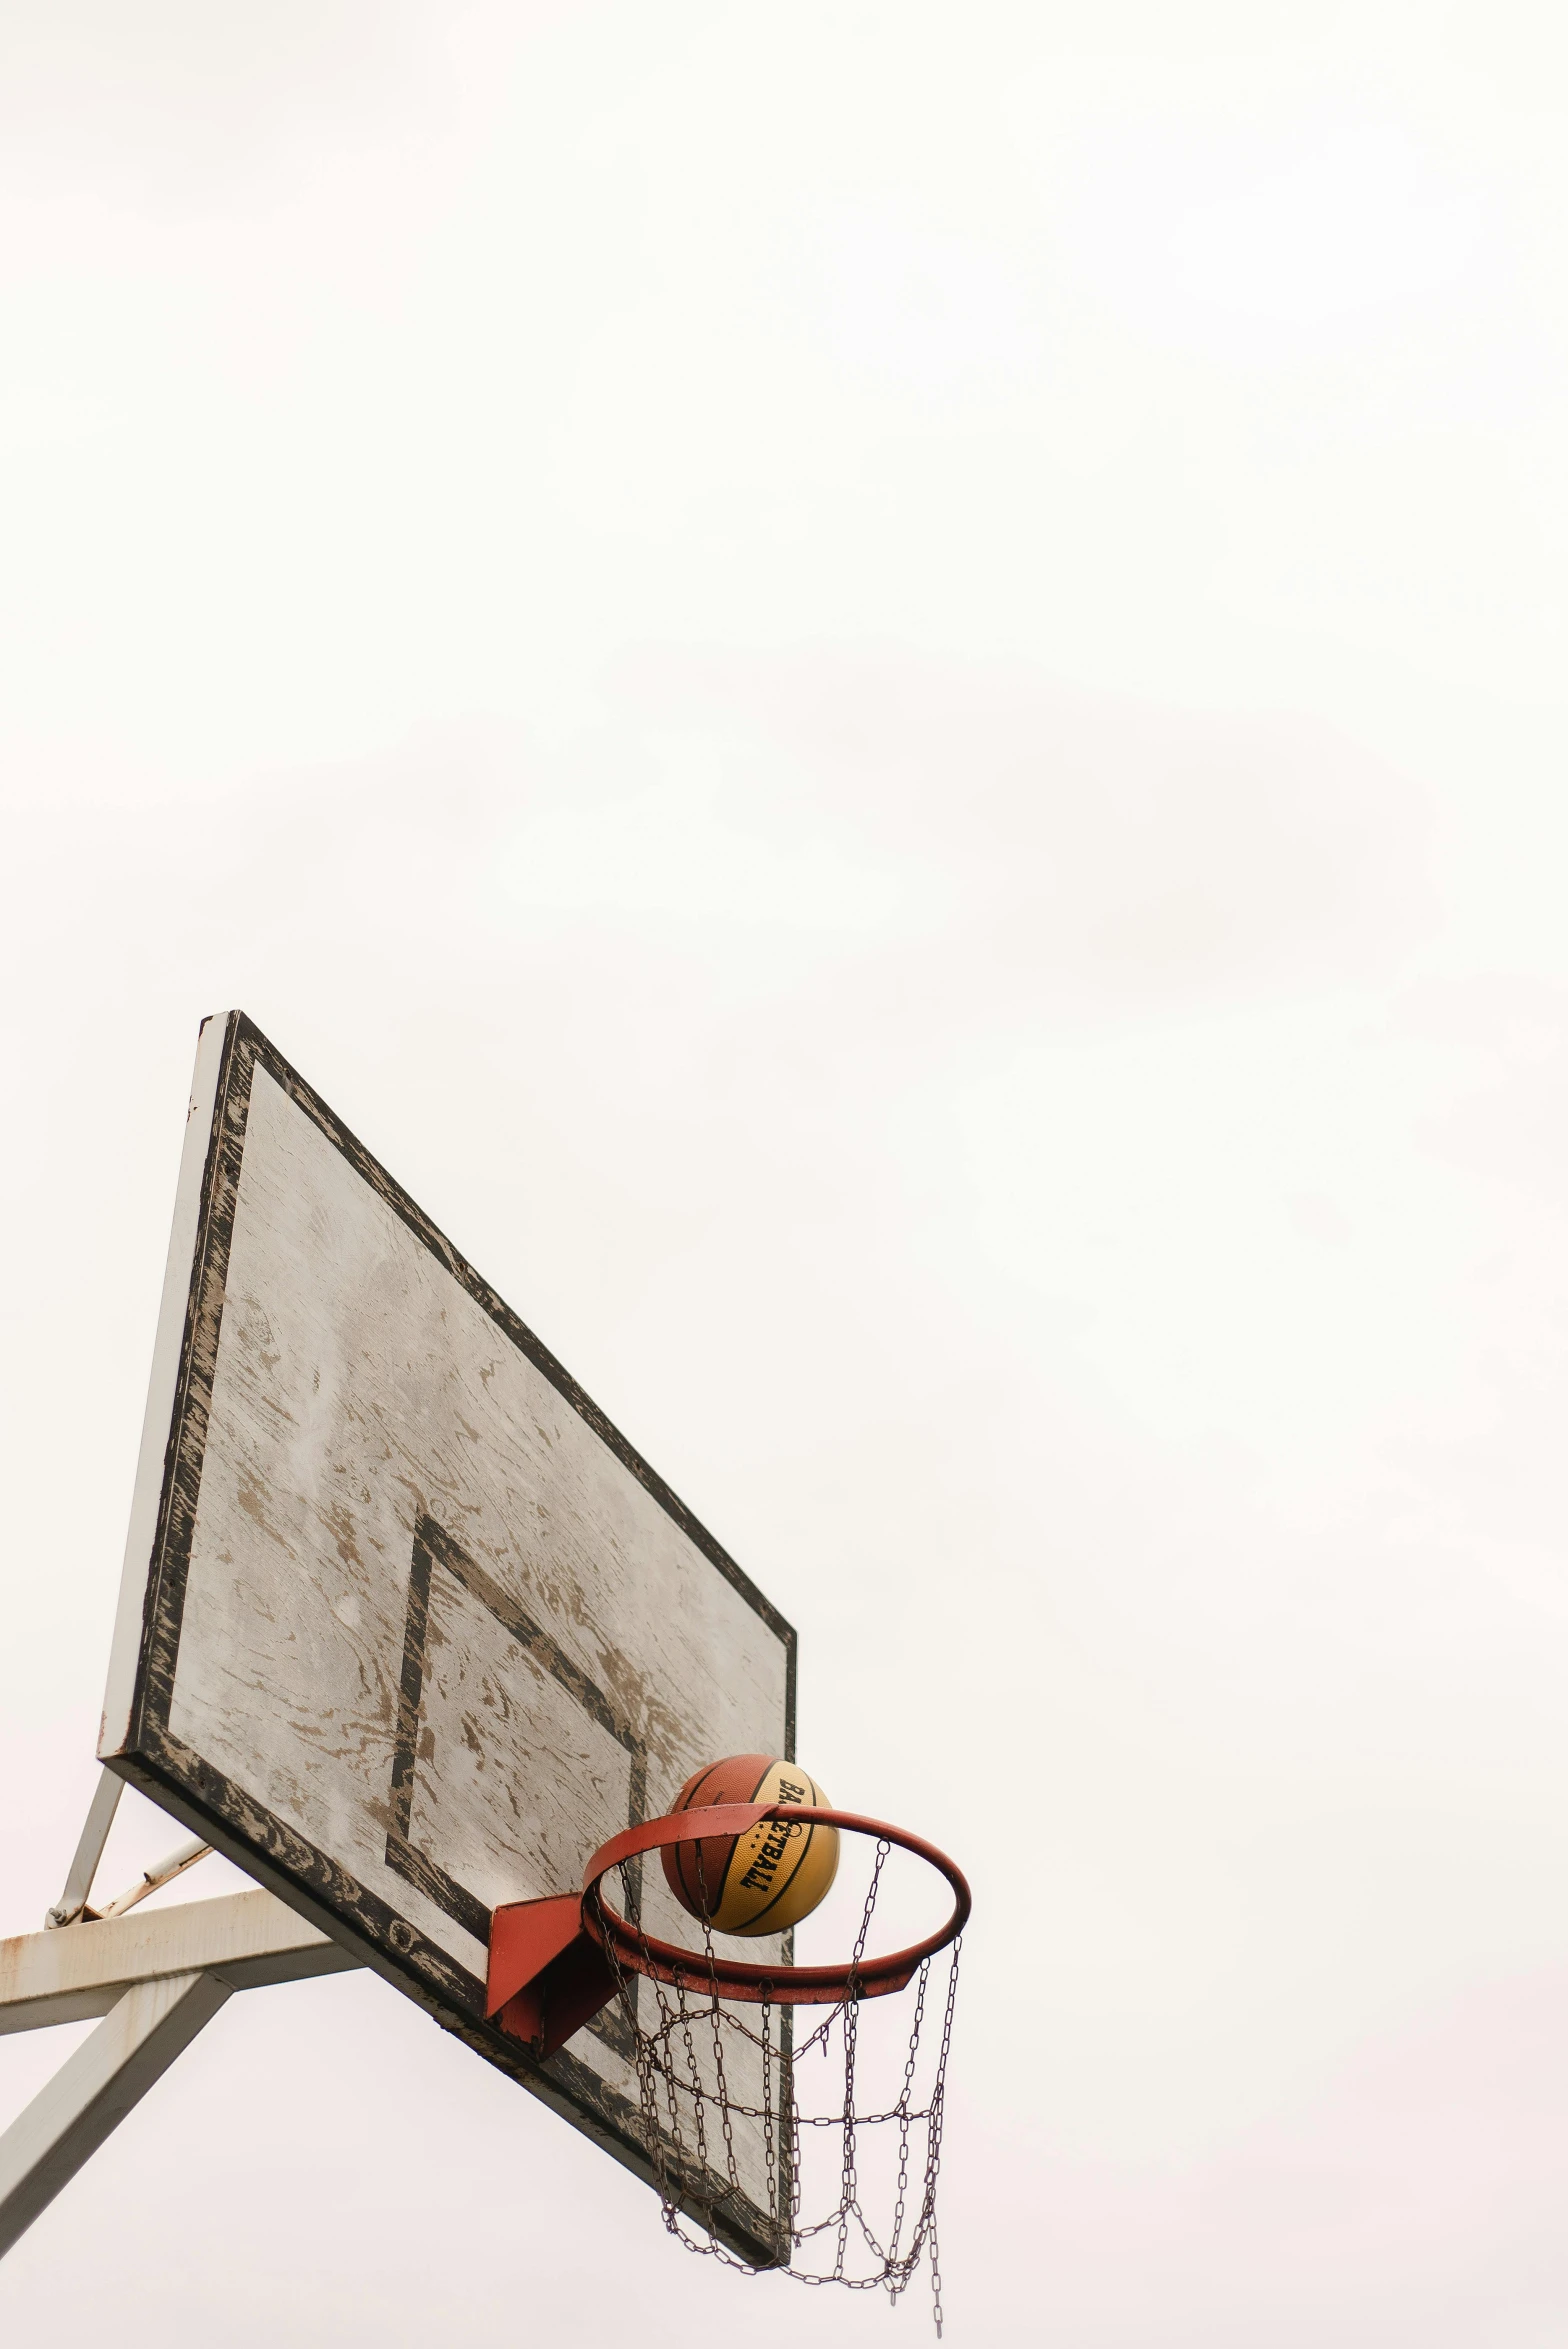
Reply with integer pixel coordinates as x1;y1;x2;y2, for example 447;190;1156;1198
101;1009;796;2263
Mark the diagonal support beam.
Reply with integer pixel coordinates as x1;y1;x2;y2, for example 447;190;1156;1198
0;1971;231;2257
98;1836;212;1921
0;1889;364;2261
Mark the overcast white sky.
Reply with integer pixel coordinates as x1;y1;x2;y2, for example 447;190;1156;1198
6;3;1568;2341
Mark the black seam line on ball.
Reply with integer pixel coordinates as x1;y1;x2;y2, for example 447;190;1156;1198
676;1756;734;1906
730;1771;825;1935
679;1759;731;1813
712;1759;780;1918
678;1759;759;1913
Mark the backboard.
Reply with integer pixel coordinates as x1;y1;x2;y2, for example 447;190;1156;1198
99;1012;796;2259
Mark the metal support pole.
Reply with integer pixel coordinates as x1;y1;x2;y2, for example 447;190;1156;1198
0;1971;231;2255
0;1889;362;2258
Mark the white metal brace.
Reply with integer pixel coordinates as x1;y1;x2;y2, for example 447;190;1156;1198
45;1772;125;1929
2;1779;362;2258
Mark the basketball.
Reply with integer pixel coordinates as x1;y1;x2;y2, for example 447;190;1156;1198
661;1755;840;1936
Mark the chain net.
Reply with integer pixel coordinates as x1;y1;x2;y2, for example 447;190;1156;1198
600;1836;962;2336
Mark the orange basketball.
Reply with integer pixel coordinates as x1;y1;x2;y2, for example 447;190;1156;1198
661;1755;840;1937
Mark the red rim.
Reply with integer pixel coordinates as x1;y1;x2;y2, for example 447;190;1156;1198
580;1804;970;2006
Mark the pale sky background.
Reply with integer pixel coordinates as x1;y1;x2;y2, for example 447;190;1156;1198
5;3;1568;2341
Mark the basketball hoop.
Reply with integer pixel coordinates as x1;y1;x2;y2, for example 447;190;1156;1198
488;1803;969;2334
79;1008;953;2306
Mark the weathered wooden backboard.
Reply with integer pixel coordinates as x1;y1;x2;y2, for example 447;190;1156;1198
100;1012;795;2255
